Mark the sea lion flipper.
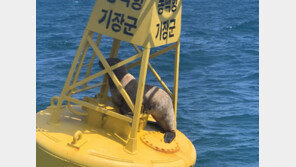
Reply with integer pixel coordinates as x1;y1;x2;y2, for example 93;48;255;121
164;131;176;143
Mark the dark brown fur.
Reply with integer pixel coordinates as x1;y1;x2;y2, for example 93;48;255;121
99;58;176;143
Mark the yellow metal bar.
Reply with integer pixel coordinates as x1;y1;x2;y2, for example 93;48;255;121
71;83;104;94
126;47;150;153
148;63;173;98
72;33;92;85
68;53;142;90
110;38;121;57
66;100;88;116
131;44;173;99
50;30;91;123
100;38;121;98
64;96;132;123
87;36;135;113
84;34;102;87
173;40;180;128
127;43;177;70
131;44;141;53
99;77;109;98
82;63;91;67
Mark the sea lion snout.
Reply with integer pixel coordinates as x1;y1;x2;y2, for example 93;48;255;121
164;131;176;143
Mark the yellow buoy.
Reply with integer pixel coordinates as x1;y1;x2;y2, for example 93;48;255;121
36;0;197;166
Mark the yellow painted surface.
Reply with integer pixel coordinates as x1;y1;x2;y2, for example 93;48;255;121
86;0;182;48
37;0;196;166
37;102;196;167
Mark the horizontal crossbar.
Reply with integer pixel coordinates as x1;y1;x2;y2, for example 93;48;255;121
68;51;142;90
127;43;177;69
64;96;133;123
71;83;104;94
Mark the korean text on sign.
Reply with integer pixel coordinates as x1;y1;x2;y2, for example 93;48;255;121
107;0;145;11
155;19;176;40
157;0;178;15
98;9;138;36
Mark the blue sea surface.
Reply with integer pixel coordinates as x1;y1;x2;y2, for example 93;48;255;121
37;0;259;166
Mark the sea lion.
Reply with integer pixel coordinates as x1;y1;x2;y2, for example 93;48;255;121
99;58;176;143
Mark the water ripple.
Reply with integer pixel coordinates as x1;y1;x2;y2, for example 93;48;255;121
37;0;258;166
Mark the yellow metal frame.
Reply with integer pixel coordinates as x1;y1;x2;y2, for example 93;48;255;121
49;29;180;153
86;0;182;48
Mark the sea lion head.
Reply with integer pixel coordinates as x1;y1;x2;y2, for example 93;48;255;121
99;58;128;83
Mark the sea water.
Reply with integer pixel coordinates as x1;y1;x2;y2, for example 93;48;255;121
37;0;259;166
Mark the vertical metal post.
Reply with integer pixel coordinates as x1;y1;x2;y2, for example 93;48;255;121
126;47;150;153
99;38;121;98
72;41;91;85
50;30;91;123
109;38;121;58
173;40;180;128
